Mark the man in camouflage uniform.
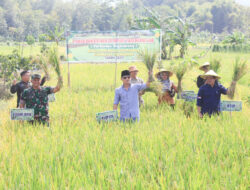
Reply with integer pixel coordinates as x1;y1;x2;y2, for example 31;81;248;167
129;66;144;106
19;74;61;125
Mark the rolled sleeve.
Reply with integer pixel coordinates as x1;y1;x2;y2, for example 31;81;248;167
135;83;147;91
45;87;54;95
197;88;203;107
114;89;120;105
219;84;227;95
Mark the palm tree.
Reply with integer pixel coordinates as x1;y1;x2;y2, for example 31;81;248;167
46;25;65;45
131;8;172;60
131;8;196;59
166;17;196;58
223;32;245;46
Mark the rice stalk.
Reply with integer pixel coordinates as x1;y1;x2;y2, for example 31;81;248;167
144;81;163;97
228;57;248;99
49;45;63;87
181;101;194;118
138;48;158;82
138;48;163;96
173;62;188;98
39;55;50;80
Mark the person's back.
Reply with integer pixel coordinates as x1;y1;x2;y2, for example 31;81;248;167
196;75;205;88
197;62;210;88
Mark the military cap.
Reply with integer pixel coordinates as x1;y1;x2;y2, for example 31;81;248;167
31;74;41;80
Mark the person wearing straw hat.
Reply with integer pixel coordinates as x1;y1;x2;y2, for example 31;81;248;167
197;70;229;118
19;74;61;126
156;69;178;108
197;62;210;88
113;70;151;122
129;66;144;107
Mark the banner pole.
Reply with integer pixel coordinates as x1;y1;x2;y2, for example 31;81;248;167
230;104;232;117
114;31;118;89
114;62;117;89
66;34;71;88
68;61;70;88
160;29;162;62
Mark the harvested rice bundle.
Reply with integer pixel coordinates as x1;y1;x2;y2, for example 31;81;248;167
173;62;187;98
172;58;197;98
228;57;248;99
138;49;163;96
38;55;50;80
49;46;63;87
145;81;163;97
138;48;157;82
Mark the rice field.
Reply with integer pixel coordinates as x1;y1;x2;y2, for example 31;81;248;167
0;45;249;189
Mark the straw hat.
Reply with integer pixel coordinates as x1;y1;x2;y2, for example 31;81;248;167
155;68;173;79
129;66;139;72
201;70;221;79
199;62;210;70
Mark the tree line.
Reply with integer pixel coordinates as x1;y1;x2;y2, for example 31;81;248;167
0;0;249;42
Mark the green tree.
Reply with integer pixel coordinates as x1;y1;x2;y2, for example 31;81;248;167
0;8;7;36
166;17;196;58
26;34;35;54
46;25;65;45
223;32;245;45
71;1;97;31
94;3;114;31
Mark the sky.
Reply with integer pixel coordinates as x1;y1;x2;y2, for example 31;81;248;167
62;0;250;7
235;0;250;6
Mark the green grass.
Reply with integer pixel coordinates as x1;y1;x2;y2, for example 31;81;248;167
0;44;65;57
0;46;249;189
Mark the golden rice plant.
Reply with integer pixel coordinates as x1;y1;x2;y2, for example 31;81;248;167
228;57;248;99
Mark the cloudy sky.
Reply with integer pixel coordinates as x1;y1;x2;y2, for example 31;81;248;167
235;0;250;6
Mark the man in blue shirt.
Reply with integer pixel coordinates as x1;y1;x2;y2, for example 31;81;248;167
113;70;151;122
197;70;233;118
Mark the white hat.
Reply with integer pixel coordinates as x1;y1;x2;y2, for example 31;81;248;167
129;66;139;72
201;70;221;79
155;68;173;78
199;62;210;70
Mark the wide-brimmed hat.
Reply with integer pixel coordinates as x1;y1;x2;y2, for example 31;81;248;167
199;62;210;70
155;68;173;79
129;66;139;72
201;70;221;79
